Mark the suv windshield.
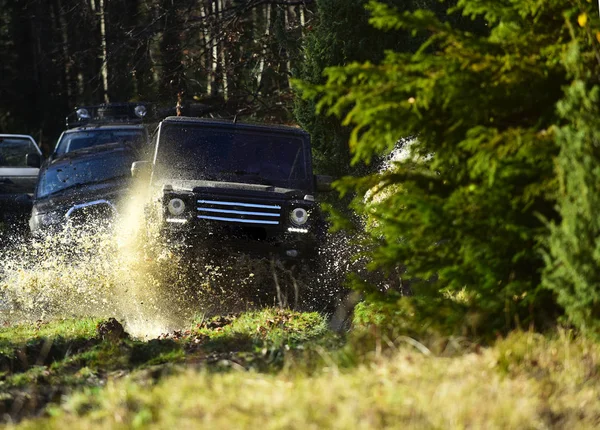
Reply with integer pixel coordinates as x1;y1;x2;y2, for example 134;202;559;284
155;125;309;188
37;151;135;198
55;129;146;155
0;137;37;167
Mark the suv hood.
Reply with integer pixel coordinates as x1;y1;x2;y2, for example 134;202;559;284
165;179;308;200
34;180;130;213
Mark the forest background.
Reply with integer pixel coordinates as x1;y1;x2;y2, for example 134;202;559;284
0;0;447;171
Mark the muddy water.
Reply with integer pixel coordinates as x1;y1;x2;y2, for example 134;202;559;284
0;182;352;338
0;183;255;338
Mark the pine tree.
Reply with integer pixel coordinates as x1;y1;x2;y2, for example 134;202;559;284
294;0;431;177
295;0;598;333
544;7;600;333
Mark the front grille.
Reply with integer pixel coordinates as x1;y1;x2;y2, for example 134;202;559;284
196;199;281;225
67;203;116;226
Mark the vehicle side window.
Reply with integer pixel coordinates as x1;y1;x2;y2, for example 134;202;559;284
0;137;37;167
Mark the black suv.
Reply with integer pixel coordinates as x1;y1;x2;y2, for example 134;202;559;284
133;117;331;261
0;134;42;233
29;143;137;236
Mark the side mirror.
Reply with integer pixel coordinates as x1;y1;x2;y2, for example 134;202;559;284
26;153;41;168
131;160;151;180
314;175;334;192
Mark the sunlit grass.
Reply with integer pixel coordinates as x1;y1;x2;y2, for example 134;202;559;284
3;313;600;429
0;318;100;356
6;329;598;429
194;308;329;348
0;309;338;423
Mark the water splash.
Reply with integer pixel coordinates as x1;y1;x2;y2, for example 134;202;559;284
0;172;372;337
0;180;212;335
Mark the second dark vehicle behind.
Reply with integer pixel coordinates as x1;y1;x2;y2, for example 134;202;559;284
29;143;137;236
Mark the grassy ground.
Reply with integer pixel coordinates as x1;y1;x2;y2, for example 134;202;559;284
0;308;334;424
3;310;600;428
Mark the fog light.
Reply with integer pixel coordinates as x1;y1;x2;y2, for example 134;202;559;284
166;218;187;224
168;198;185;216
286;250;299;258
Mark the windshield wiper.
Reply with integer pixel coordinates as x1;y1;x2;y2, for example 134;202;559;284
89;173;131;185
218;170;275;186
218;169;259;175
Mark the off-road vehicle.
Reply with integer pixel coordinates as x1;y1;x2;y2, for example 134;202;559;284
132;116;331;262
29;143;137;236
51;103;152;161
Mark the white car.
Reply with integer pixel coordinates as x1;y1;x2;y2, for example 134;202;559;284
0;134;43;232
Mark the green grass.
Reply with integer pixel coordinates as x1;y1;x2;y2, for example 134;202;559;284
0;318;100;355
9;329;600;429
4;311;600;429
0;308;336;423
194;308;330;350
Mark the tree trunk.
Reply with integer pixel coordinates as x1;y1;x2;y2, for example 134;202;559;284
99;0;109;102
219;0;228;100
256;3;271;92
55;0;72;100
201;0;214;96
211;0;220;96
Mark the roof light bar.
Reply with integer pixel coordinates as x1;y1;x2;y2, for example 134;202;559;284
134;105;147;118
76;108;90;120
65;102;153;128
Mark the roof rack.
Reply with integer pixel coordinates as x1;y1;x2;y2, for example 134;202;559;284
65;102;154;129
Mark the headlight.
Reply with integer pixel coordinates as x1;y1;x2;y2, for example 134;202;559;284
168;198;186;216
289;207;308;226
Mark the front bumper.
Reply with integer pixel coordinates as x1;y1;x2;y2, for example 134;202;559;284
30;199;120;237
162;220;318;260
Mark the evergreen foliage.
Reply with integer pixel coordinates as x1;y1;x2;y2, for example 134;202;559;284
544;7;600;333
293;0;433;176
296;0;600;333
